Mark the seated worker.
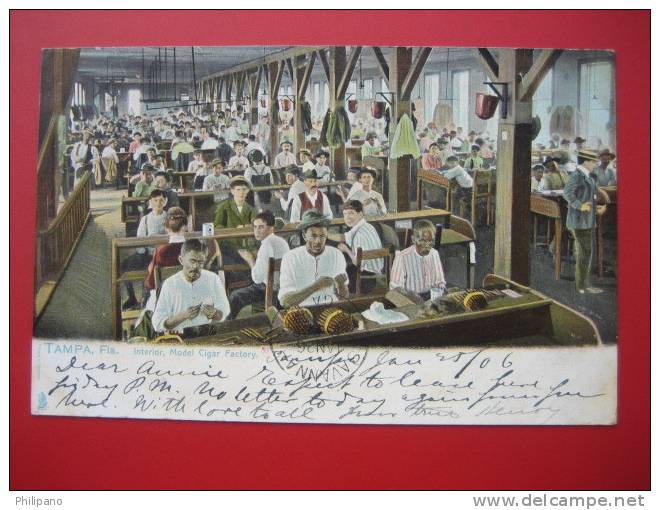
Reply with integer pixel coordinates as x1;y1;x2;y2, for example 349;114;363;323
274;164;306;220
538;156;568;191
390;219;446;300
273;140;297;170
122;189;169;309
227;140;250;172
347;167;387;217
142;206;189;311
298;148;316;173
438;137;454;163
328;200;384;294
463;145;485;171
133;164;155;197
314;150;332;182
229;210;291;319
278;209;349;307
595;148;617;186
188;150;208;189
339;166;361;201
244;150;273;206
361;131;382;158
214;176;256;230
203;158;231;200
153;171;180;210
216;136;234;165
531;164;545;192
245;134;265;156
421;142;443;171
442;155;473;203
289;169;333;223
152;239;230;333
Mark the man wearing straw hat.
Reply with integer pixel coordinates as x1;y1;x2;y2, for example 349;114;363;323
563;149;603;294
278;209;349;308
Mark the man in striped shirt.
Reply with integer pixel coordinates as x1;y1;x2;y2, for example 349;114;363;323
328;200;384;294
390;220;446;300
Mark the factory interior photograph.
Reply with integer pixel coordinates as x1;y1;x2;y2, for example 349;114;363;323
32;44;617;347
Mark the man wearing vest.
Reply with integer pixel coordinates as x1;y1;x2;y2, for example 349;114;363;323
563;149;603;294
289;168;333;223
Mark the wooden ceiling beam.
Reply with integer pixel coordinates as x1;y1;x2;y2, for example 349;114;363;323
401;46;432;99
371;46;390;89
298;51;316;98
519;49;563;101
474;48;499;82
318;48;331;83
336;46;362;99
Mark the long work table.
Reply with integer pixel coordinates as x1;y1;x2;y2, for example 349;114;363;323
110;208;480;340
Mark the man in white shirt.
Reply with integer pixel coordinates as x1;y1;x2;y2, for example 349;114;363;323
314;150;332;182
227;140;250;172
152;239;230;333
390;219;446;300
347;167;387;217
201;134;219;150
289;169;333;223
225;118;241;145
70;129;96;184
273;141;297;170
443;155;473;190
274;164;306;218
245;134;265;157
328;200;384;294
229;211;290;318
278;210;349;307
203;158;231;200
438;138;454;163
298;148;316;173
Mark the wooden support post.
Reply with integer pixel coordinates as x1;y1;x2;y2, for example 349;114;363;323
268;61;285;160
294;55;307;153
328;47;347;179
248;67;262;129
387;47;413;212
492;48;534;285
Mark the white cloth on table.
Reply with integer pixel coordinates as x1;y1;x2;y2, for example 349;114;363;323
362;302;409;324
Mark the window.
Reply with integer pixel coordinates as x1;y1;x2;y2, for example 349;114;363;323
362;78;373;100
532;69;553;145
73;82;83;106
424;73;440;125
312;82;321;116
128;89;141;116
579;60;615;148
452;70;469;132
104;92;113;112
322;82;330;113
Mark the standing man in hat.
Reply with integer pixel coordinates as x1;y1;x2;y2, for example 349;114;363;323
347;167;387;217
227;140;250;172
563;149;603;294
298;148;316;173
273;141;297;171
278;209;349;307
273;164;304;214
289;168;333;223
595;149;617;186
361;132;382;158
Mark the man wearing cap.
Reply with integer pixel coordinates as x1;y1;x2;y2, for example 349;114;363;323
563;149;603;294
274;164;306;218
328;200;384;294
347;167;387;217
273;141;297;170
214;175;256;230
464;145;485;171
134;165;156;198
595;149;617;186
229;210;290;319
203;159;231;200
361;132;381;158
278;209;349;307
314;150;333;182
153;171;180;210
289;168;333;223
227;140;249;172
298;148;316;173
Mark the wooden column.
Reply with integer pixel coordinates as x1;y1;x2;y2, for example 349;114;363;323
294;52;316;153
328;47;347;179
268;61;285;160
387;47;413;212
248;67;262;131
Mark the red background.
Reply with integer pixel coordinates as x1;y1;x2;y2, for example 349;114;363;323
10;10;650;490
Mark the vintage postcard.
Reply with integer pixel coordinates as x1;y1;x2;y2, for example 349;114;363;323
31;44;618;426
